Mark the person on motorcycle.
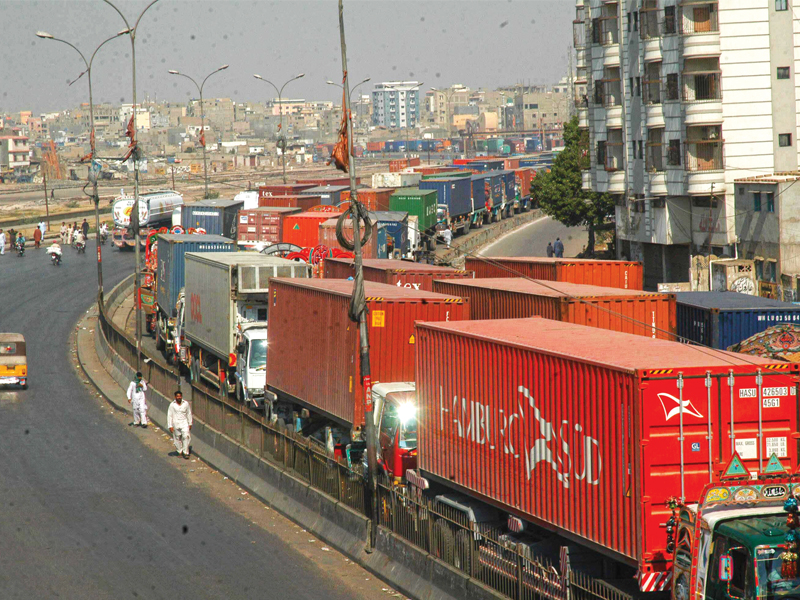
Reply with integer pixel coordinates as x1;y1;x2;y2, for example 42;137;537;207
15;232;25;253
73;228;85;250
99;222;109;238
47;241;62;264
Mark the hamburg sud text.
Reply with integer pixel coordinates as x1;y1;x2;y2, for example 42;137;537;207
439;385;602;489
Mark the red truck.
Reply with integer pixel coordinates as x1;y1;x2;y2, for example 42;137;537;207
410;317;800;595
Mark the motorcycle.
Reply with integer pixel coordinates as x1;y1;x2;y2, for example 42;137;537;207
15;242;24;257
75;239;86;254
49;251;62;266
100;231;108;245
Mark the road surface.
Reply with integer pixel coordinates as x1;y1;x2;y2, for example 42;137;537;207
0;246;384;599
480;215;588;258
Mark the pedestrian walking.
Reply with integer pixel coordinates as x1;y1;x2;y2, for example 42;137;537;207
441;228;453;248
67;223;75;245
81;219;89;239
38;220;46;237
0;228;5;256
546;241;554;257
60;222;67;244
126;371;148;427
168;391;192;459
554;237;564;258
33;227;42;249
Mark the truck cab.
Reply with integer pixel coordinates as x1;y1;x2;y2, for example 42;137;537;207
235;324;268;408
671;455;800;600
372;382;418;481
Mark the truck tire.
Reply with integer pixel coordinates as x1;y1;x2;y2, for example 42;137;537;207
191;357;200;383
236;382;244;404
155;320;165;351
426;236;436;252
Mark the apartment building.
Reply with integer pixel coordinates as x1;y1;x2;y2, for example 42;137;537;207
371;81;421;128
426;85;470;131
0;133;31;174
575;0;799;289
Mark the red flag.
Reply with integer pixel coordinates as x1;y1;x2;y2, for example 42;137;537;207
125;115;135;141
199;131;206;148
327;87;350;173
80;129;95;162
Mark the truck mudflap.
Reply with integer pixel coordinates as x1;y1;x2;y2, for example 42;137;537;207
638;571;672;592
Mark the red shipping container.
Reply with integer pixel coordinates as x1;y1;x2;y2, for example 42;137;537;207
282;211;343;248
366;141;384;152
503;158;520;170
267;279;469;429
295;177;361;186
236;207;302;246
257;194;321;211
432;278;675;339
324;257;474;291
356;188;394;211
514;168;534;198
415;317;800;580
258;183;316;199
318;218;379;258
465;257;644;290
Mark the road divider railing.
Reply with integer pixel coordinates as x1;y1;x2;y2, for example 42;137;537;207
95;276;634;600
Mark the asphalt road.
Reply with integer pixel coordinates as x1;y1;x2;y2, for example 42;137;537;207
0;246;378;599
480;215;588;258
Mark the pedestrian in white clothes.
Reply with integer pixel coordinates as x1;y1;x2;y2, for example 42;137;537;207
60;222;68;244
168;390;192;459
38;221;46;236
0;229;5;256
126;371;148;427
67;225;74;245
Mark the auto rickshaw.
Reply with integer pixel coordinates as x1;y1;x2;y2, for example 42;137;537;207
0;334;27;389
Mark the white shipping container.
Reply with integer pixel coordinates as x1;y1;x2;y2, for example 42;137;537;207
370;172;422;188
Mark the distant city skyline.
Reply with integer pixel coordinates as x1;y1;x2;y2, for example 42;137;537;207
2;0;573;115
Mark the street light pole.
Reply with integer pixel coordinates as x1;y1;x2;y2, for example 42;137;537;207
253;73;305;184
36;29;128;299
168;65;229;199
103;0;161;371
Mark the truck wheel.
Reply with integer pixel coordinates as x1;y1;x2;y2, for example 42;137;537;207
155;320;165;351
191;357;200;383
426;237;436;252
236;382;244;404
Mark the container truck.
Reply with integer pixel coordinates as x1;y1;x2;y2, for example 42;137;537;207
497;170;517;217
389;187;438;254
367;211;408;257
432;278;676;339
323;257;474;291
465;256;644;290
180;198;243;239
514;168;534;212
154;234;234;361
411;317;800;595
264;279;469;475
419;176;475;236
180;253;311;407
676;292;800;350
236;207;301;248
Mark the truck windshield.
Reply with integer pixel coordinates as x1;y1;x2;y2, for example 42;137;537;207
249;340;267;371
756;546;800;599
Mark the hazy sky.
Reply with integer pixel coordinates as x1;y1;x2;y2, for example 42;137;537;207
3;0;574;115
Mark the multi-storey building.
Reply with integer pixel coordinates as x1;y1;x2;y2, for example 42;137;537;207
371;81;421;128
512;85;570;133
426;85;470;131
575;0;799;288
0;133;31;174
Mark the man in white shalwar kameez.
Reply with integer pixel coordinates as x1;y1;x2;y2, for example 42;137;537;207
168;391;192;459
126;371;148;427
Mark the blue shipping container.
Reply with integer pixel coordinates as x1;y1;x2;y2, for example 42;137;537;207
156;234;234;318
675;292;800;350
419;177;473;219
181;199;243;239
369;210;408;255
299;185;350;206
497;170;516;202
470;174;488;211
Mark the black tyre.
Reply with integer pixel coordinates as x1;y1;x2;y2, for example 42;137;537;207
236;382;244;404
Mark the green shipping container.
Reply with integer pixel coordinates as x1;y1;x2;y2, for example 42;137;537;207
389;187;438;233
501;144;511;155
487;138;505;153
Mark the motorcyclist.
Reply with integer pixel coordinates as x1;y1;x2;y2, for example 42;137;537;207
73;228;85;250
99;222;109;240
15;232;25;253
47;240;62;264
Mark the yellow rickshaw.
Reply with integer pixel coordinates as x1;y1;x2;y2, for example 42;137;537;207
0;334;27;389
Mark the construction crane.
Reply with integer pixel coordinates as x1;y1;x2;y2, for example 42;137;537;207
42;140;64;180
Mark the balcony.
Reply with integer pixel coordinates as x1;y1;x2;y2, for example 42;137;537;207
681;5;720;57
683;68;722;124
640;6;661;40
685;139;724;193
605;140;624;173
645;103;665;128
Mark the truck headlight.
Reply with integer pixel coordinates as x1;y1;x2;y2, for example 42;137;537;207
397;402;417;426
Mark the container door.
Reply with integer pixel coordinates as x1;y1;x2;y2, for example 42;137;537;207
640;369;799;572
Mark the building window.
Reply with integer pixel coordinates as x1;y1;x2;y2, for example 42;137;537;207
780;133;793;147
627;11;631;31
592;18;601;43
777;0;788;10
778;67;791;79
667;139;681;165
597;141;607;166
633;10;639;31
666;73;679;100
766;192;775;212
664;6;676;34
636;76;641;97
638;140;644;159
753;192;762;212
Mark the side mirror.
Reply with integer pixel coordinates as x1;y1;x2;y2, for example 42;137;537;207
719;554;733;582
237;342;245;354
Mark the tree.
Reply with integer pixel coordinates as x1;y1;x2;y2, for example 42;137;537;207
531;116;614;255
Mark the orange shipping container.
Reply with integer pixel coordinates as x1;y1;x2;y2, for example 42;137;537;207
432;278;675;339
323;257;474;291
282;211;343;248
236;207;302;246
464;257;644;290
257;194;321;211
318;218;379;258
356;188;394;211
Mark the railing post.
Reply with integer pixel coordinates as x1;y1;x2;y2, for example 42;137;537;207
516;549;524;600
336;459;343;501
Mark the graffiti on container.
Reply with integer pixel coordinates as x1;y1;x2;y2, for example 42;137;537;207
396;281;422;290
730;276;755;295
438;385;603;489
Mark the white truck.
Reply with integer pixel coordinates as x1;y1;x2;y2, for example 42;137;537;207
180;252;311;408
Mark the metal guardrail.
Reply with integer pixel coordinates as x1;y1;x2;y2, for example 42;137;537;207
96;282;635;600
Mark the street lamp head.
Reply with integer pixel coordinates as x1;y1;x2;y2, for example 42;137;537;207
326;80;335;85
253;74;263;80
295;73;305;79
168;70;180;75
118;28;132;36
219;64;229;71
36;31;54;39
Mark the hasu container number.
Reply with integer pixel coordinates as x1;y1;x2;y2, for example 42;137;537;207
438;384;602;490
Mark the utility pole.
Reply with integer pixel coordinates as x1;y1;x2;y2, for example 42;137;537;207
338;0;378;550
42;170;50;228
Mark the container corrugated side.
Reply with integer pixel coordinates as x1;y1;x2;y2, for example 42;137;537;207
257;194;321;211
266;279;469;428
432;279;675;339
282;211;343;247
415;317;800;572
323;257;474;291
464;257;644;290
676;302;800;349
